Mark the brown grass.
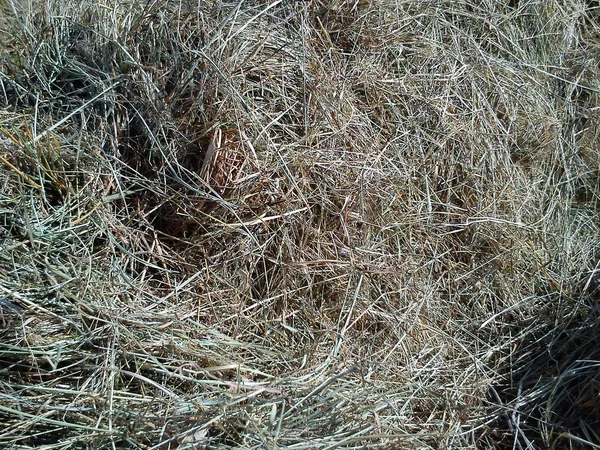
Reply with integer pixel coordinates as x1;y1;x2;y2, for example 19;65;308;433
0;0;599;448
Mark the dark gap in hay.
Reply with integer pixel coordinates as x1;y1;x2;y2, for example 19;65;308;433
0;353;35;383
509;142;533;168
180;139;209;181
143;133;276;246
0;304;22;329
582;269;600;300
116;116;155;177
0;427;73;448
587;0;600;8
312;2;360;54
0;346;89;389
111;146;216;246
117;356;208;400
0;141;86;207
143;190;216;245
90;232;109;255
250;253;280;302
199;421;249;449
314;272;344;314
566;84;592;134
573;175;600;208
0;208;28;241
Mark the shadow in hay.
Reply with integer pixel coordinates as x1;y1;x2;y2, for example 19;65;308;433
479;279;600;449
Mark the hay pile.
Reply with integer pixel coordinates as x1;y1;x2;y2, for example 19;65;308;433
0;1;599;448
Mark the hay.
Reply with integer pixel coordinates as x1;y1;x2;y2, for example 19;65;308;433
0;0;599;448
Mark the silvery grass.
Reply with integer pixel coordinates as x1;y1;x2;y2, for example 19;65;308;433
0;0;599;448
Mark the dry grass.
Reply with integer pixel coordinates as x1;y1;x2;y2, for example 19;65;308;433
0;0;599;448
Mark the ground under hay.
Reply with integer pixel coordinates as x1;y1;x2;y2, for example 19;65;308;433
0;1;599;449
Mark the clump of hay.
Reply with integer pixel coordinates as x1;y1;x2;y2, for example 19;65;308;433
0;0;599;448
